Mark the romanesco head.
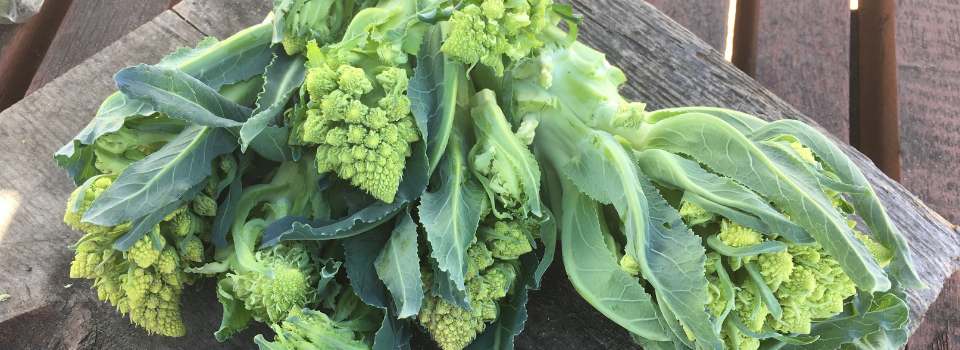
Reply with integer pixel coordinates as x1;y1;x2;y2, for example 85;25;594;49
735;279;770;332
282;34;307;56
770;296;812;334
64;175;117;235
718;219;763;248
442;0;552;76
295;48;420;203
229;242;319;325
620;254;641;277
124;267;186;337
856;232;893;267
337;65;374;97
705;277;727;319
128;230;165;268
259;309;370;349
704;252;721;275
679;201;716;227
721;330;760;350
466;242;495;279
482;221;533;260
182;238;204;263
192;193;217;216
757;251;794;288
789;142;817;164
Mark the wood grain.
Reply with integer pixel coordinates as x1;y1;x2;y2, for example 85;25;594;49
0;0;73;111
897;0;960;348
754;0;850;143
644;0;729;53
25;0;170;95
0;0;957;349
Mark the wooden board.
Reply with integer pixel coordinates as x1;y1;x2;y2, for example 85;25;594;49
25;0;170;95
0;0;958;349
644;0;729;53
896;0;960;348
754;0;850;143
0;0;73;111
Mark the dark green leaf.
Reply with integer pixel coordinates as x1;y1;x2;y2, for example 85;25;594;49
408;24;459;172
240;49;306;150
115;64;252;127
211;176;243;248
83;124;237;226
374;210;423;319
343;224;393;309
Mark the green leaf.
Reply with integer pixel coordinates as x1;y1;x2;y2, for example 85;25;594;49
343;223;393;309
115;64;252;127
563;131;719;348
533;208;557;287
373;305;412;350
644;106;767;133
559;182;669;341
113;182;206;251
158;22;274;91
211;176;243;248
780;293;909;350
418;132;484;308
630;113;891;293
748;119;925;289
744;261;783;319
54;93;154;184
240;49;307;150
247;125;295;162
706;234;788;257
374;210;423;319
83;124;237;226
636;148;810;244
408;24;460;173
214;277;255;341
260;141;429;246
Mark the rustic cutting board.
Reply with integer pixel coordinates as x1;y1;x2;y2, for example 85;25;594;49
0;0;957;349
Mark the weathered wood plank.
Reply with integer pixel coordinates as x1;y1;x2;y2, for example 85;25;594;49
0;0;73;111
897;0;960;348
754;0;850;143
25;0;170;95
172;0;273;40
0;10;268;349
644;0;729;53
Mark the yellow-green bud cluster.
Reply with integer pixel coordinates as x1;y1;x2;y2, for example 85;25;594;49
228;242;319;325
299;57;419;203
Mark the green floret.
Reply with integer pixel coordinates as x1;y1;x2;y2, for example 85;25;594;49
705;277;727;319
619;254;641;277
442;0;555;75
282;34;307;56
479;221;533;260
466;242;495;279
64;175;119;236
294;42;420;203
92;117;184;174
679;200;716;227
192;193;218;216
734;279;769;332
789;141;817;164
757;250;794;288
124;266;186;337
856;232;894;267
226;241;320;325
718;219;763;248
128;230;164;268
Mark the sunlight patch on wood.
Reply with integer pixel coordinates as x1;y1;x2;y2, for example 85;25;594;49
724;0;737;61
0;190;22;245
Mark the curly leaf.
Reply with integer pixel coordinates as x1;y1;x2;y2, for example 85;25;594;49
374;210;423;319
706;234;788;257
83;124;237;226
749;119;924;289
240;49;306;150
781;292;909;350
563;131;718;347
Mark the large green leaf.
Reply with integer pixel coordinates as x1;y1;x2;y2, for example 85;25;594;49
559;180;669;341
563;131;718;348
636;148;810;244
158;22;274;91
627;113;890;293
748;119;924;289
82;124;237;226
408;24;460;173
342;224;393;309
418;132;485;308
374;210;423;319
240;49;306;150
115;64;252;127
